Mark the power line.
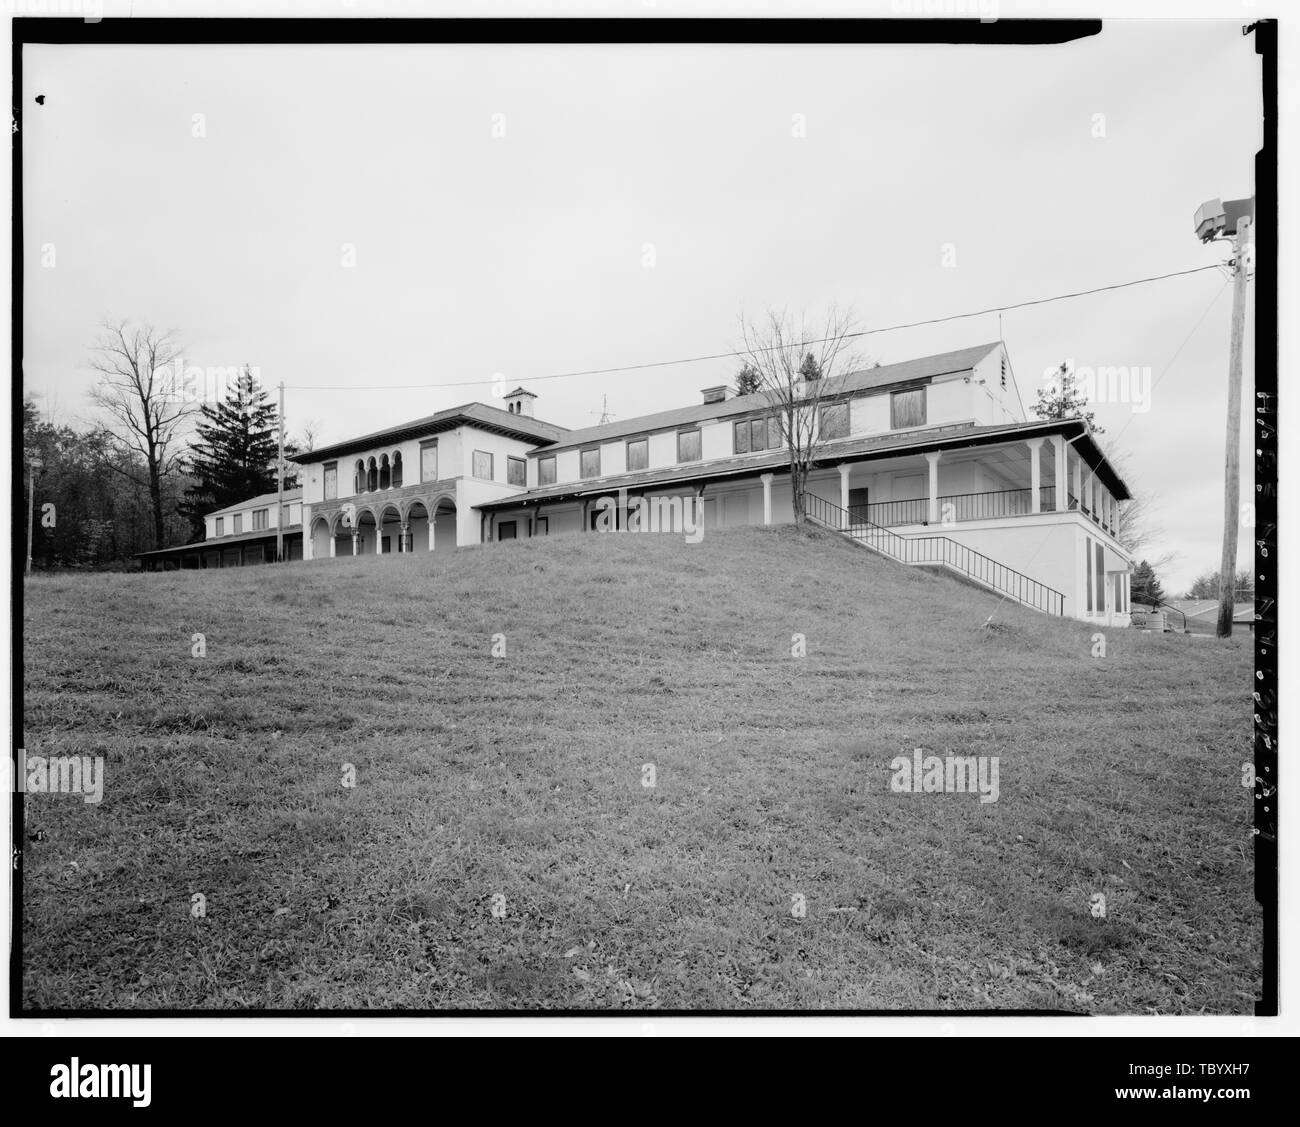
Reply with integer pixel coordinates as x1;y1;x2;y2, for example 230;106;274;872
283;263;1225;393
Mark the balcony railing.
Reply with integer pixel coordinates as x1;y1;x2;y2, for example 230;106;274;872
865;486;1058;527
803;492;1065;616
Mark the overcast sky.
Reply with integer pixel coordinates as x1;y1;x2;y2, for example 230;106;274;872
22;22;1259;592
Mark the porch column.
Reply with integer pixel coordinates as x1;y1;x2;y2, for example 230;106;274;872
351;529;360;556
1072;453;1083;511
838;464;851;529
760;473;774;526
924;450;941;524
1026;437;1044;513
400;521;411;552
328;532;336;558
1051;436;1068;511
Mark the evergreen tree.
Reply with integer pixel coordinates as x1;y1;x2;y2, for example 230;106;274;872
734;363;762;397
179;367;297;542
1130;559;1166;607
1033;362;1104;433
798;352;823;382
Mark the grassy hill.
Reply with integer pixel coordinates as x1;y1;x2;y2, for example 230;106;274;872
20;525;1260;1012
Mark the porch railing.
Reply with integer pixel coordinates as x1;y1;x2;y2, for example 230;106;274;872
865;486;1059;527
802;492;1065;616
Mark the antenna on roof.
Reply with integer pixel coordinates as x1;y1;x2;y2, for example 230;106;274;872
591;394;616;425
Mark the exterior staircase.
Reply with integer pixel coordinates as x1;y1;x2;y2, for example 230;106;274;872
803;493;1065;616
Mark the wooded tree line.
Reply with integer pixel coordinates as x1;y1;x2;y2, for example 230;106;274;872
24;320;303;571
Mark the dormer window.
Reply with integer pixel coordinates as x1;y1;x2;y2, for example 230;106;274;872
215;517;224;537
890;388;926;429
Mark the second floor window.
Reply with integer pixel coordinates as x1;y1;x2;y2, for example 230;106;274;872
890;388;926;429
580;448;601;479
677;428;701;463
282;505;295;525
215;517;224;536
421;440;438;482
233;514;243;534
507;456;526;486
538;454;557;485
252;509;268;531
734;415;781;454
472;450;494;480
820;402;850;440
626;437;648;472
323;462;337;500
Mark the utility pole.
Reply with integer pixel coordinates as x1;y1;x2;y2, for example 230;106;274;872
277;381;285;565
1193;196;1253;639
1216;215;1251;637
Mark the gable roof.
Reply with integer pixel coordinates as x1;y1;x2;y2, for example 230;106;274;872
208;487;303;518
541;342;1004;453
291;402;569;464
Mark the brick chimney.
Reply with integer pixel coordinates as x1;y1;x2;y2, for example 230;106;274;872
701;385;728;405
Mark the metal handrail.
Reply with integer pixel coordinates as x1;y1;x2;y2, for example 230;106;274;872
802;491;1065;616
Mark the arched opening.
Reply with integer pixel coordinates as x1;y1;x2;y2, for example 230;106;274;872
433;497;458;552
310;516;332;560
377;505;401;553
354;510;377;555
367;457;378;492
392;451;403;488
406;501;430;552
354;459;366;494
379;454;391;491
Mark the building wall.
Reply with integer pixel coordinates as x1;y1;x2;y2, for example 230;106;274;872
204;497;301;540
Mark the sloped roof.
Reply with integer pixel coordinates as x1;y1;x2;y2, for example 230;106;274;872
208;487;303;518
479;414;1131;508
291;401;568;464
1169;599;1256;622
543;342;1004;453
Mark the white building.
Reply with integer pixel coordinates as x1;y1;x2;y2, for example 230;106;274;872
146;343;1136;625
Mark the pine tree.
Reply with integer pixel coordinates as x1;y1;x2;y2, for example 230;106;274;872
1033;362;1104;433
1130;559;1166;607
734;363;762;397
798;352;823;382
178;367;297;542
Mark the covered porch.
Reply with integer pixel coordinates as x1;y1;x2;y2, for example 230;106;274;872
828;433;1123;538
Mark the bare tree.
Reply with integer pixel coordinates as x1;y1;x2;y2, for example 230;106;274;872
735;305;863;525
1105;445;1175;573
298;418;323;454
87;320;191;549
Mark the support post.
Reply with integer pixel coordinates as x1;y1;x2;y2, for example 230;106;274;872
924;451;941;525
1217;216;1251;637
760;473;774;526
1026;437;1044;513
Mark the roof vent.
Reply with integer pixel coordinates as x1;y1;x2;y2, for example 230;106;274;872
701;385;728;405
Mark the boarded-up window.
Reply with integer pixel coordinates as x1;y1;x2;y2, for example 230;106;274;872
420;441;438;483
890;388;926;429
233;514;243;535
733;421;750;454
768;416;782;450
473;451;494;480
538;455;556;485
252;508;268;531
580;448;601;479
323;462;338;500
820;402;850;440
677;429;701;463
1095;541;1105;612
215;517;224;537
627;438;648;471
507;456;526;486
